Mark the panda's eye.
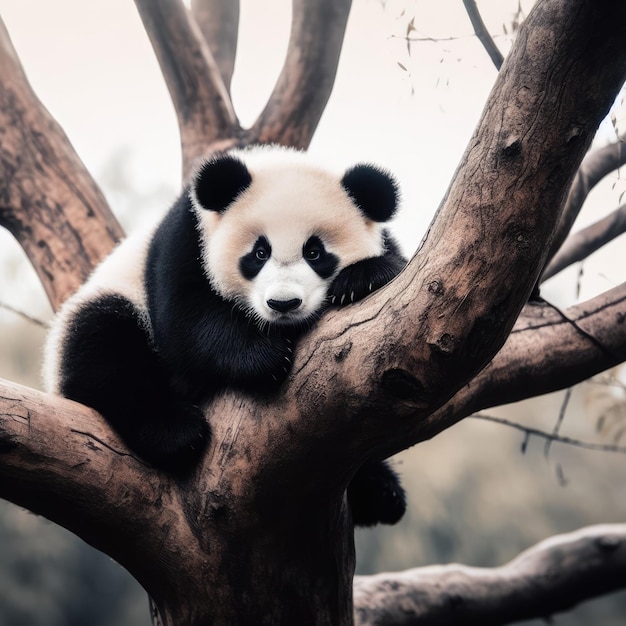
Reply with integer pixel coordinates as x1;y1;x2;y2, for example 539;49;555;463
255;248;269;261
305;247;321;261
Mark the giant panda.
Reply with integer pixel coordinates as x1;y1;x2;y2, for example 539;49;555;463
44;145;407;526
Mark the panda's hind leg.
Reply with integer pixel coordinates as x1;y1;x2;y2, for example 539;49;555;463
347;460;406;526
60;294;210;470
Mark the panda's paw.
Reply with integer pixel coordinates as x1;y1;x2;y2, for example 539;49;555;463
327;266;374;308
132;403;211;472
347;460;406;527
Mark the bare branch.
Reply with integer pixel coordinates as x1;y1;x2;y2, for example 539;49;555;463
190;0;239;94
0;301;47;328
471;412;626;454
545;140;626;272
249;0;352;148
133;0;240;179
462;0;504;69
543;202;626;280
426;285;626;441
0;16;122;310
354;524;626;625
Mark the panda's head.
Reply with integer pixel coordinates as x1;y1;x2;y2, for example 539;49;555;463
190;146;399;328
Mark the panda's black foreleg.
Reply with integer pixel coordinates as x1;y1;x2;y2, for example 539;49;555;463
327;254;406;306
347;460;406;526
60;295;210;471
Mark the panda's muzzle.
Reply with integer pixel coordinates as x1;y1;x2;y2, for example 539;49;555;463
267;298;302;313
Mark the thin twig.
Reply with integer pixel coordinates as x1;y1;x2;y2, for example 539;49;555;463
462;0;504;70
0;301;47;328
472;412;626;454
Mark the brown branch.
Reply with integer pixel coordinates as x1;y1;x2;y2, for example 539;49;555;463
0;16;122;310
545;140;626;273
248;0;352;148
133;0;240;179
412;283;626;447
190;0;239;94
0;379;199;604
462;0;504;70
285;0;626;462
354;524;626;625
543;202;626;280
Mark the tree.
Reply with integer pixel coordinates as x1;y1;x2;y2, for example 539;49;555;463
1;0;626;624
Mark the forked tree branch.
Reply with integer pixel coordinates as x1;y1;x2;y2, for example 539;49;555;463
249;0;352;148
190;0;239;94
353;524;626;625
133;0;240;178
0;16;122;310
543;202;626;280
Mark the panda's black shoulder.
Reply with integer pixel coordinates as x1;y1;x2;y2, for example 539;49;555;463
144;191;210;321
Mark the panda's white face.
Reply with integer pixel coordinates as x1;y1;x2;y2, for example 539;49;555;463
191;147;398;328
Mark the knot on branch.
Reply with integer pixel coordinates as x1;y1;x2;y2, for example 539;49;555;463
381;368;424;402
503;137;522;158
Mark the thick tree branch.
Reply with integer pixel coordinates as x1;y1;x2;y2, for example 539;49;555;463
544;140;626;273
284;0;626;464
426;284;626;441
353;524;626;625
462;0;504;70
190;0;239;94
0;378;223;614
133;0;240;178
543;202;626;280
248;0;352;148
0;15;122;310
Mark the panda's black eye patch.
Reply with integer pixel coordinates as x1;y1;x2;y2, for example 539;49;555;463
303;236;338;279
240;236;271;280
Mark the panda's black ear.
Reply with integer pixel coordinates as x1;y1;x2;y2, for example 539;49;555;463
341;164;399;222
191;154;252;213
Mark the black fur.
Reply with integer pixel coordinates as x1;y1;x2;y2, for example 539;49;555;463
239;236;271;280
193;154;252;213
57;154;407;525
341;164;399;223
59;294;209;471
303;235;339;279
145;195;296;400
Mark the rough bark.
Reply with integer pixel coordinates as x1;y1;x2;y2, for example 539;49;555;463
190;0;239;94
0;17;122;309
353;524;626;625
1;0;626;624
133;0;240;179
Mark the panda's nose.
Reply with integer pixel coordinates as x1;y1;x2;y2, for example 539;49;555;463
267;298;302;313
